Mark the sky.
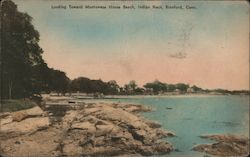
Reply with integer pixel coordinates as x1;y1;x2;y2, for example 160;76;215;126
13;0;249;90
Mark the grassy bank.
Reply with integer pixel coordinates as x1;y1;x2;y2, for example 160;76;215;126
0;99;37;112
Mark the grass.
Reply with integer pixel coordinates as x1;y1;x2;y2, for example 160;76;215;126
0;99;37;112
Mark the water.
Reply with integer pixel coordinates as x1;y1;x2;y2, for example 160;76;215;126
95;95;249;157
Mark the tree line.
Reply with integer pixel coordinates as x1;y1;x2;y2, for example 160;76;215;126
0;0;69;99
68;79;194;95
0;0;193;99
1;0;248;99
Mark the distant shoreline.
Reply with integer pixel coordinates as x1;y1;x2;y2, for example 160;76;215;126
43;93;249;102
103;93;249;98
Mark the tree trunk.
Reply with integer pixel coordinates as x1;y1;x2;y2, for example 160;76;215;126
8;79;12;99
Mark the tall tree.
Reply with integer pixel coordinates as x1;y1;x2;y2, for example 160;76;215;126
48;69;70;95
1;0;44;99
175;83;189;92
143;80;167;94
124;80;138;95
69;77;92;93
105;80;120;94
31;61;51;94
69;77;118;94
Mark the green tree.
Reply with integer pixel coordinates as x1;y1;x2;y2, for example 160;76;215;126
191;85;202;92
48;69;70;95
90;79;106;93
69;77;89;93
134;87;145;95
124;80;137;94
31;61;51;94
69;77;121;95
1;0;44;99
167;84;176;92
175;83;189;92
105;80;120;95
143;80;167;94
128;80;137;91
69;77;104;93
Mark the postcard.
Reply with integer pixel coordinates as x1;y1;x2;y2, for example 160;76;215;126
0;0;249;157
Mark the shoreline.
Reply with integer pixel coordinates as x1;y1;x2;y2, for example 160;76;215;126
0;100;175;157
43;93;248;101
193;134;249;156
1;96;248;157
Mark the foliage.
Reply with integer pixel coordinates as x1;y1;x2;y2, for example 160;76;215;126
144;80;167;94
0;1;247;99
105;80;120;95
167;84;176;92
191;85;202;92
1;0;44;99
69;77;119;95
48;68;70;94
175;83;189;92
124;80;138;95
0;0;70;98
0;99;37;112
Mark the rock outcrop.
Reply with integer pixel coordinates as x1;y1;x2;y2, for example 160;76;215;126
1;106;49;134
0;102;174;157
192;134;249;157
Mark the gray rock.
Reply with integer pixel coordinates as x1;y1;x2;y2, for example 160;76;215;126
1;103;174;157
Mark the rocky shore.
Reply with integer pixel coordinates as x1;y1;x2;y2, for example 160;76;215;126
0;101;174;157
192;134;249;157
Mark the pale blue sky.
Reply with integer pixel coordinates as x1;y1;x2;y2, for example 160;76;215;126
13;0;249;90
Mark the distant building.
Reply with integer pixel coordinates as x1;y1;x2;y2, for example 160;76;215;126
174;89;181;94
145;88;154;95
187;87;195;93
175;89;180;92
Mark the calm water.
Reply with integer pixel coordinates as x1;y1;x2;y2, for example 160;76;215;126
97;95;249;157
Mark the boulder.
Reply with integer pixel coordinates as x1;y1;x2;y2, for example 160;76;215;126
145;120;161;128
154;141;173;154
95;123;115;137
11;106;45;122
0;116;13;125
1;117;50;133
71;121;96;133
12;112;29;122
1;102;174;157
193;134;249;156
